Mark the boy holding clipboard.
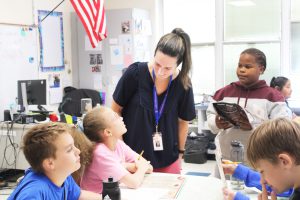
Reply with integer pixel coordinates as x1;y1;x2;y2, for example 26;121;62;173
206;48;290;161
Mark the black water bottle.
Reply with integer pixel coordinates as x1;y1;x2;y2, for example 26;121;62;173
102;177;121;200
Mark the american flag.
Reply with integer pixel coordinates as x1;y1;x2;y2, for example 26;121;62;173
70;0;107;48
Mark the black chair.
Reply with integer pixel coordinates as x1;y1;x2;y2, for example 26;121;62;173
59;87;103;117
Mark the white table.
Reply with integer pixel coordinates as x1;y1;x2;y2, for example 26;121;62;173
120;173;270;200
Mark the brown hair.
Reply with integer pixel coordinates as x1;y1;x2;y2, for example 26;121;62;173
83;107;109;143
22;122;70;173
70;128;94;184
154;28;192;90
247;118;300;169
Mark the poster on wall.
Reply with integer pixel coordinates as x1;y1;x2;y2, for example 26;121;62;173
48;73;61;88
89;53;103;72
110;46;124;65
38;10;65;72
48;73;63;104
121;20;131;33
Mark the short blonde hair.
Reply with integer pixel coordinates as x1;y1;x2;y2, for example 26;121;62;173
247;118;300;169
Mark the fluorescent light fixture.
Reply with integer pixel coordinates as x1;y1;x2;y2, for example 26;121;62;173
228;0;256;7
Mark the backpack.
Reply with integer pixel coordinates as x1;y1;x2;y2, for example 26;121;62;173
183;132;210;164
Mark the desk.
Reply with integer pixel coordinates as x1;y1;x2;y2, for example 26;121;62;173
121;173;264;200
0;122;32;170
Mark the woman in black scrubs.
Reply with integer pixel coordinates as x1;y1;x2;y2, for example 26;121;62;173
112;28;196;174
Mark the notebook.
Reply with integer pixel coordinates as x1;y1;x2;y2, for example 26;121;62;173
213;102;252;130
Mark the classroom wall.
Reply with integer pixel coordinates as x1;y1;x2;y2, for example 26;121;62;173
0;0;161;120
106;0;163;53
0;0;74;120
0;0;74;73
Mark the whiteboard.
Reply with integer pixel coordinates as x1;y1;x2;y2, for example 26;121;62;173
0;24;38;121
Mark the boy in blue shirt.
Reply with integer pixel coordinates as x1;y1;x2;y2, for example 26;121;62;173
8;122;101;200
224;118;300;200
223;162;292;199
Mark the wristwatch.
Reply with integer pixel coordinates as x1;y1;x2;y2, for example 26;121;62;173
178;149;185;154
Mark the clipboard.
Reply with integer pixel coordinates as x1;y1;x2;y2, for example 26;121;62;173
213;102;252;130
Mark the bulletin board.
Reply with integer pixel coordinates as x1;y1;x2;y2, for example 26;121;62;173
0;24;39;121
38;10;65;72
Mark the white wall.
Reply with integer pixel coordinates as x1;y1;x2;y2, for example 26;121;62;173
0;0;161;120
0;0;74;76
0;0;74;119
0;0;161;84
106;0;163;53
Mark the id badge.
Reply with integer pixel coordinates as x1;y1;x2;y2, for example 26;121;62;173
152;132;163;151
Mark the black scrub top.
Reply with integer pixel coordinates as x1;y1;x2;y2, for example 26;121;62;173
113;62;196;168
290;189;300;200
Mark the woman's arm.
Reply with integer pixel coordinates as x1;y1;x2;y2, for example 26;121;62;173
178;118;189;152
111;99;123;116
111;100;124;140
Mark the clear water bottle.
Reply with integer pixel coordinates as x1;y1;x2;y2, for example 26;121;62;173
230;140;245;190
102;177;121;200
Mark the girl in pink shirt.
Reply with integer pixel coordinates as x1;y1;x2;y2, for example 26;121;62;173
80;107;153;193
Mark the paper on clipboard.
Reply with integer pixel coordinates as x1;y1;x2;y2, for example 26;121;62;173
215;133;228;188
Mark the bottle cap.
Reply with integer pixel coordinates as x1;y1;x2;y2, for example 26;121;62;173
231;140;243;147
103;177;119;188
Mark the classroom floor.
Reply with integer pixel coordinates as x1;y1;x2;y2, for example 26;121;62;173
0;160;216;200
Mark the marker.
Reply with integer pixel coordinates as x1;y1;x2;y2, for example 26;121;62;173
138;150;144;160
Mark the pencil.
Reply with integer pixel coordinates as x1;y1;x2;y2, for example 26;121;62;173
138;150;144;160
222;160;241;164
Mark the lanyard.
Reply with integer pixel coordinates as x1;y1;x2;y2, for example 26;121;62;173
152;69;172;130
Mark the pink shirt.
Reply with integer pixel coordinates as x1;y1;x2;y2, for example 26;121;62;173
80;140;138;193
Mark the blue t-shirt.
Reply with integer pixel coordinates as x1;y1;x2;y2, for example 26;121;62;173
8;168;81;200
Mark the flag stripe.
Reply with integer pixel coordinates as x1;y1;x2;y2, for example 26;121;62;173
70;0;107;48
70;0;98;47
94;0;104;33
81;0;95;24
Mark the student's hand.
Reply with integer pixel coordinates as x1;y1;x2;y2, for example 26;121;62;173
223;187;236;200
237;120;252;130
258;178;277;200
222;160;238;175
135;158;151;173
216;115;233;130
146;163;153;174
123;162;137;173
